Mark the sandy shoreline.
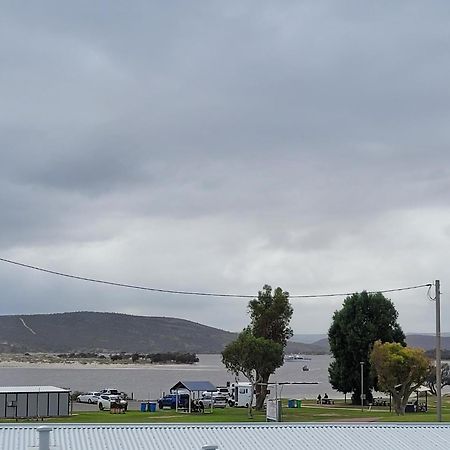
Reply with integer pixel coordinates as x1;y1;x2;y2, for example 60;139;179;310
0;361;158;369
0;355;195;370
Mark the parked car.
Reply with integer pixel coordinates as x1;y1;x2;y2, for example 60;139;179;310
158;393;190;409
99;388;129;400
200;392;228;409
216;387;231;397
76;392;100;404
100;388;122;396
97;394;127;411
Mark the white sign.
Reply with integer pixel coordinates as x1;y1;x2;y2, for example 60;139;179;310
266;399;280;422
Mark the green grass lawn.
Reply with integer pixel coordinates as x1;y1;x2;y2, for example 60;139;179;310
2;398;450;424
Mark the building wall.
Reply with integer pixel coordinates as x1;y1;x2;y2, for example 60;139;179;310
0;391;69;418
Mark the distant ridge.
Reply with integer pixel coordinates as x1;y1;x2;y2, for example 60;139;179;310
404;334;450;351
291;334;327;344
3;312;441;355
0;311;324;354
0;312;235;354
310;334;450;353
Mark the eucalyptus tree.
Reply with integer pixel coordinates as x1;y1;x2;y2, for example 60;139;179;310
222;285;293;410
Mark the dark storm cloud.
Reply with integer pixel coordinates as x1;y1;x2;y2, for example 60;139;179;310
1;1;450;332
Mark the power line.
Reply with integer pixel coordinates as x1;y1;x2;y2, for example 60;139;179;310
0;256;432;299
0;257;254;298
290;283;433;298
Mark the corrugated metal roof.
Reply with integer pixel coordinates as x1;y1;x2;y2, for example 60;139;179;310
0;386;70;393
1;423;450;450
171;381;217;392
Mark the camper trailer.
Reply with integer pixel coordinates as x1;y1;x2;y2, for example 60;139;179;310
228;382;254;408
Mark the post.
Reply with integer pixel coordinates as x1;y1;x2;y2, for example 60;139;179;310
37;426;52;450
360;361;364;412
435;280;442;422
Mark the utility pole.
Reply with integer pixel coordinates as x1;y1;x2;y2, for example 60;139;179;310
360;361;364;412
435;280;442;422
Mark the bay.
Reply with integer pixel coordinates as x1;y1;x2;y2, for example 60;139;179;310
0;354;336;401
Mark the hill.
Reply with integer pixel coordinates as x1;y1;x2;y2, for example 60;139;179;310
311;334;450;353
0;312;235;354
11;312;445;355
404;334;450;352
291;334;327;344
0;312;325;354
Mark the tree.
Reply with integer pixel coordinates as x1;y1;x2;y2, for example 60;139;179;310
425;363;450;395
328;291;405;404
222;328;283;417
370;340;431;415
248;285;293;409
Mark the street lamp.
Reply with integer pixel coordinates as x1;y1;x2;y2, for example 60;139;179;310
360;362;365;412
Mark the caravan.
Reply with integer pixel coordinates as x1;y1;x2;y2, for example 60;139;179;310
228;382;254;408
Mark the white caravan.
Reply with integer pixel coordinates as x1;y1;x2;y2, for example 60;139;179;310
228;382;254;408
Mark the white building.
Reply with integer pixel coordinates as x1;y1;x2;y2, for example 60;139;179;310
1;423;450;449
0;386;70;419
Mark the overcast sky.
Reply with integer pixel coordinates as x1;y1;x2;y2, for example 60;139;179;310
1;1;449;334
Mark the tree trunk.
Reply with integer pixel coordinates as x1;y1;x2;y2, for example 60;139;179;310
392;391;413;416
392;393;404;415
427;382;437;396
255;373;269;410
247;401;253;418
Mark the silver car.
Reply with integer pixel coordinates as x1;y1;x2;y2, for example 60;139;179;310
200;392;228;409
76;391;100;404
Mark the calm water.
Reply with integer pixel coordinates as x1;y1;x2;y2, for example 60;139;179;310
0;354;336;400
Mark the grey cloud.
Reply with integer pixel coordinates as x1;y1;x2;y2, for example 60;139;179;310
1;1;450;332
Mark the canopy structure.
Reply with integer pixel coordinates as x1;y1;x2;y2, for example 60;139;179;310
171;381;216;393
170;381;217;413
412;385;430;412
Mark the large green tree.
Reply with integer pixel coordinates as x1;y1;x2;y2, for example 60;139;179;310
249;285;293;409
370;340;430;415
222;328;283;417
221;285;293;410
328;291;405;404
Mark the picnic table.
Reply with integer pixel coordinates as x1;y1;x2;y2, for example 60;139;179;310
372;398;389;407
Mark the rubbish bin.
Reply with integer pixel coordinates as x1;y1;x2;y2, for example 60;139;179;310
296;400;302;408
288;399;296;408
148;402;157;413
140;402;147;412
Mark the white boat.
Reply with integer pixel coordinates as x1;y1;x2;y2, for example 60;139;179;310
284;354;312;362
284;354;303;361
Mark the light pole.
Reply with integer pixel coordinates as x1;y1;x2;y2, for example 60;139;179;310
360;361;364;412
435;280;442;422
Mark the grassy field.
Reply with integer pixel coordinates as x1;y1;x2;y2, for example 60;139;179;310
2;398;450;424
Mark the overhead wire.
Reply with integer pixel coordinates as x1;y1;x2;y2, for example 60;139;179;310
426;283;436;301
0;256;432;300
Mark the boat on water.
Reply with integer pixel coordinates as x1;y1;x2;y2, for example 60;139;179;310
302;365;309;371
284;354;312;362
